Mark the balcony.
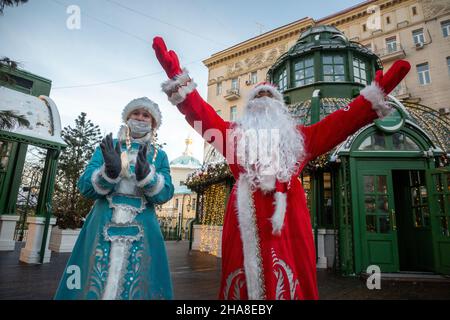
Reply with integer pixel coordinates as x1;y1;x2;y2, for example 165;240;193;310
374;44;406;63
224;88;240;101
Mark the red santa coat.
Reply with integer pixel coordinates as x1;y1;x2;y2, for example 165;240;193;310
153;36;410;300
165;80;390;300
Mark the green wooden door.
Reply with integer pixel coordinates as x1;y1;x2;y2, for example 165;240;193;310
427;167;450;275
358;168;399;272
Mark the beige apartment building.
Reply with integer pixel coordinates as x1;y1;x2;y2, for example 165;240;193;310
202;0;450;162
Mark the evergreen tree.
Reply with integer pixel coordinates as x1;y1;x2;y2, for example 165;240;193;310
0;0;28;15
53;112;102;229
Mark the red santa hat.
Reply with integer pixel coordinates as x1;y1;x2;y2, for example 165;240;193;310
247;82;284;103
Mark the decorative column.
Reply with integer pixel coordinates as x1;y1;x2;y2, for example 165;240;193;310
19;216;56;263
0;215;20;250
20;149;60;263
0;142;27;251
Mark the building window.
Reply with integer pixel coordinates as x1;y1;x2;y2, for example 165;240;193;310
385;36;397;53
323;54;345;82
215;109;222;116
353;57;367;85
275;68;288;91
294;56;314;86
191;199;196;212
412;6;417;16
231;78;238;90
250;71;257;84
442;20;450;38
230;106;237;121
417;62;431;85
447;57;450;76
175;199;179;209
412;28;425;44
216;82;222;95
386;16;391;24
362;24;367;32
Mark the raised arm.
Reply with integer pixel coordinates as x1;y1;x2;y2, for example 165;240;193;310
301;60;411;161
152;37;230;157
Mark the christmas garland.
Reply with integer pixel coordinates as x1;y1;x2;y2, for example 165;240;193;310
185;161;234;191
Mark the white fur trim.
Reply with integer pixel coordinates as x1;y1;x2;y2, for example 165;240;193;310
360;82;393;118
91;167;111;195
161;68;197;105
136;164;156;188
102;241;131;300
236;177;264;300
100;165;122;185
258;175;276;193
247;84;284;103
144;173;165;197
271;192;287;235
121;97;162;129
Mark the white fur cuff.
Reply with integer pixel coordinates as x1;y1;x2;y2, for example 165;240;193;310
91;167;112;195
360;82;393;118
144;173;165;197
136;164;156;188
161;68;197;105
100;165;122;184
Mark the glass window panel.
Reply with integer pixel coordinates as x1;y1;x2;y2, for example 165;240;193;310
295;61;304;69
335;65;345;74
366;215;377;233
305;77;314;85
295;71;304;80
323;56;333;64
364;176;375;193
415;209;423;227
335;75;345;82
365;195;376;213
377;176;387;193
353;59;359;67
305;67;314;78
324;75;334;81
360;69;366;79
324;65;333;75
353;67;360;78
377;195;389;213
358;133;387;150
379;216;391;233
305;58;314;67
334;56;344;64
296;79;305;86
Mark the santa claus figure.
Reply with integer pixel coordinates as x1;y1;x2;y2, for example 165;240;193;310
152;37;410;300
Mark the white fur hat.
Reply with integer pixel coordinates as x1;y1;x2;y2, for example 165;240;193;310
121;97;162;129
247;82;284;103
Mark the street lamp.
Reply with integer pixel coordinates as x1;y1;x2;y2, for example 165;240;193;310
177;193;192;241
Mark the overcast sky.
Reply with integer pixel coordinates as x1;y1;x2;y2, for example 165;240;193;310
0;0;364;162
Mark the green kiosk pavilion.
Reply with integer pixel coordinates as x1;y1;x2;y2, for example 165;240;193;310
0;65;66;263
267;25;450;275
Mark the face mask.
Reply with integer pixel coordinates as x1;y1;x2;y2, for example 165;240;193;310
127;118;152;136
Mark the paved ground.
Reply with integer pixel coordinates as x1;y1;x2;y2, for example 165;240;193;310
0;241;449;300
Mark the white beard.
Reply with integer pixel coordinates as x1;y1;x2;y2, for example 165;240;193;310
232;96;305;192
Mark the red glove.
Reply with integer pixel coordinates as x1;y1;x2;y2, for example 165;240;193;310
152;36;183;79
374;60;411;95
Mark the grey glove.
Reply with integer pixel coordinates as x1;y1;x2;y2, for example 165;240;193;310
100;133;122;180
135;144;151;182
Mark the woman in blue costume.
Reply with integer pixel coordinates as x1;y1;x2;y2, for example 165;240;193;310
55;97;174;300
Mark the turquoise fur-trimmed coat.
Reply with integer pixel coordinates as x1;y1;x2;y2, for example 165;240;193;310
54;138;174;300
